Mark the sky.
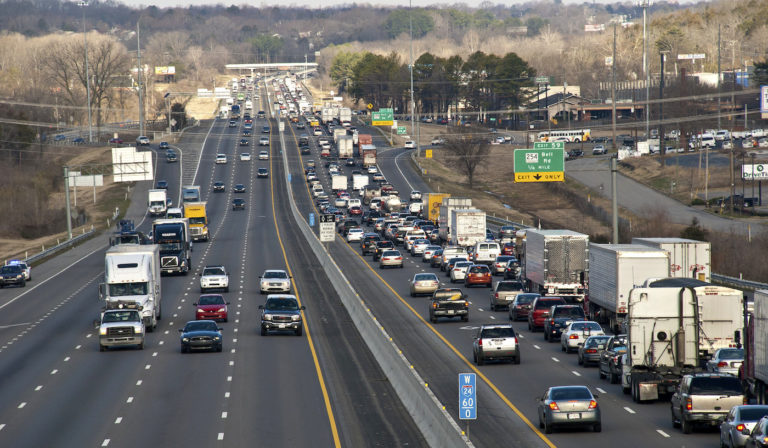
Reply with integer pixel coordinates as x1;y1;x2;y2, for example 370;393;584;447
116;0;697;9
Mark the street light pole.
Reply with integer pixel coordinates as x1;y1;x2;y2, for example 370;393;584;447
643;0;650;139
137;20;145;138
409;0;418;157
79;1;93;143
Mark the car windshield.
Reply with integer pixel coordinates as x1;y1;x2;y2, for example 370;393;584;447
570;322;601;332
481;327;515;338
264;271;288;279
203;267;225;276
455;262;473;268
585;336;611;348
718;349;744;360
550;387;592;401
516;294;538;304
689;377;743;395
184;321;218;332
497;282;524;291
382;251;399;257
102;311;139;323
469;266;489;274
535;299;564;309
108;282;148;296
414;274;437;281
1;266;21;274
198;295;225;305
265;298;299;311
740;407;768;420
553;307;585;318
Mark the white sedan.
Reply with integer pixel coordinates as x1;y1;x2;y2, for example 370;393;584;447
215;154;227;164
259;270;292;294
240;152;251;161
259;150;269;160
404;141;415;149
346;228;364;242
560;321;604;353
450;261;474;283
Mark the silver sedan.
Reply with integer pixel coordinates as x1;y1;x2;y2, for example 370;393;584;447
706;348;744;376
720;405;768;448
409;273;439;297
259;270;292;294
538;386;601;434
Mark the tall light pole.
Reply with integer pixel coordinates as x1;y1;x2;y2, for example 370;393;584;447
79;1;93;143
642;0;650;138
137;19;145;138
409;0;418;157
611;24;617;152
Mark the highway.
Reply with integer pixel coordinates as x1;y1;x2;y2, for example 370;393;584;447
281;107;720;447
0;87;423;447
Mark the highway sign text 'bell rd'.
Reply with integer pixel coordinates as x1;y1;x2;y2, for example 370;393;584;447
514;146;565;183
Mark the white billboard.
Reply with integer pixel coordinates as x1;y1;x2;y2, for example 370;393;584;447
112;147;153;182
67;172;104;187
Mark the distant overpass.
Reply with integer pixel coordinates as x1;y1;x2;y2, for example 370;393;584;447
225;63;318;73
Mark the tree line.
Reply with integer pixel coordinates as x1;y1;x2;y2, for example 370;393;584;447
329;50;536;122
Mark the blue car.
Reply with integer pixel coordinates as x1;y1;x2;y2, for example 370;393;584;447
54;134;66;142
156;180;168;189
73;137;85;144
179;320;223;353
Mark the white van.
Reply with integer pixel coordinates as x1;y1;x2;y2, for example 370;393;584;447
700;133;716;148
347;198;361;208
473;241;501;264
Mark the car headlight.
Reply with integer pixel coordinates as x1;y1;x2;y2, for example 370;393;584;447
213;336;221;341
99;327;107;335
133;325;143;333
263;313;273;321
291;315;301;322
182;337;189;342
218;308;226;313
142;310;152;317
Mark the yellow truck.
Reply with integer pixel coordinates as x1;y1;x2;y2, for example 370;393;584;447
423;193;450;222
184;202;208;242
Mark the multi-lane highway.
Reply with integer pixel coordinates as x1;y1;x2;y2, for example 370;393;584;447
0;76;725;448
0;88;423;447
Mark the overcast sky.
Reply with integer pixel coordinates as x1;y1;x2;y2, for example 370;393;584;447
116;0;695;9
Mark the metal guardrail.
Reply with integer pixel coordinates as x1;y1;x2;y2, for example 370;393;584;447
24;229;96;265
712;273;768;292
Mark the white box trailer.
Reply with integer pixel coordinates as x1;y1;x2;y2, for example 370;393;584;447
438;197;473;243
337;135;354;159
524;229;588;304
100;245;162;331
449;209;486;248
627;278;743;402
147;189;167;217
331;175;347;192
632;237;711;282
352;174;369;191
587;244;670;332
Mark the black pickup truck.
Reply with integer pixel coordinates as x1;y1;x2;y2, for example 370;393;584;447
429;288;469;323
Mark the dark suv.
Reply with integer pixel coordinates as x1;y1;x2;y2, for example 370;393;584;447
259;295;305;336
528;297;566;332
0;264;26;288
360;234;381;255
373;241;395;261
544;305;586;342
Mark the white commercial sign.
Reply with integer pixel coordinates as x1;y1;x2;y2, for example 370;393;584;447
112;147;153;182
67;172;104;187
677;53;705;60
761;85;768;114
742;164;768;180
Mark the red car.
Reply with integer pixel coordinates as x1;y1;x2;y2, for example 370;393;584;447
501;242;516;256
464;265;492;288
349;206;363;216
194;294;230;322
527;296;566;332
108;137;123;144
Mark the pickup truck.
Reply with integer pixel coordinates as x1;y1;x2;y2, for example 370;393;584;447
98;309;145;351
429;288;469;323
671;373;745;434
598;334;628;384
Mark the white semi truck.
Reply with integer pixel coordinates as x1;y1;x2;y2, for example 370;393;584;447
449;209;486;248
523;229;589;305
632;237;711;282
147;189;168;217
100;245;162;331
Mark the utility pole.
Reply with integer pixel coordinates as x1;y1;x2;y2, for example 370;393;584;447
79;1;93;143
659;50;667;155
409;0;418;157
64;167;73;240
137;20;145;138
611;24;617;152
643;0;650;139
717;25;721;131
611;156;619;244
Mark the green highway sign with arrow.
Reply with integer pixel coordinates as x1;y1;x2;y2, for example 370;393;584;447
514;147;565;182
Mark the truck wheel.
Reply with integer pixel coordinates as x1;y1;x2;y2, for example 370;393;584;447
476;354;485;366
99;344;106;352
295;326;303;336
670;407;680;428
513;353;521;365
593;423;602;433
260;326;267;336
599;369;606;379
137;341;144;350
461;315;468;322
681;415;692;434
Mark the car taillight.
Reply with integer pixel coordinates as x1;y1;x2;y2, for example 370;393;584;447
569;334;578;339
477;338;482;346
550;320;555;325
736;424;745;432
685;398;692;411
717;361;728;368
432;303;438;309
495;293;499;299
586;349;597;353
588;400;598;410
548;402;559;410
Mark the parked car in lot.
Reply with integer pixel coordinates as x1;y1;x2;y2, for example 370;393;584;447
409;273;440;297
179;320;222;353
508;293;539;321
538;386;601;433
259;294;305;336
560;321;604;353
473;324;520;365
720;405;768;448
578;335;612;367
671;373;745;434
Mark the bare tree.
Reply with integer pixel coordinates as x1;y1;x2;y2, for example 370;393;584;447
443;127;490;188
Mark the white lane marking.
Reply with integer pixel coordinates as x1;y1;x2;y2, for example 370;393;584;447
126;397;134;403
477;308;484;312
225;392;230;398
533;344;541;350
75;345;81;349
136;380;142;386
34;385;42;391
596;388;607;394
50;369;57;375
17;402;26;409
101;439;110;447
0;424;5;431
0;322;32;329
571;370;581;377
227;376;232;382
551;357;560;363
115;417;122;424
624;407;636;414
656;429;670;438
217;433;224;441
221;412;228;419
394;151;415;191
489;316;496;320
63;357;70;362
158;341;164;346
229;361;234;366
145;364;151;370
